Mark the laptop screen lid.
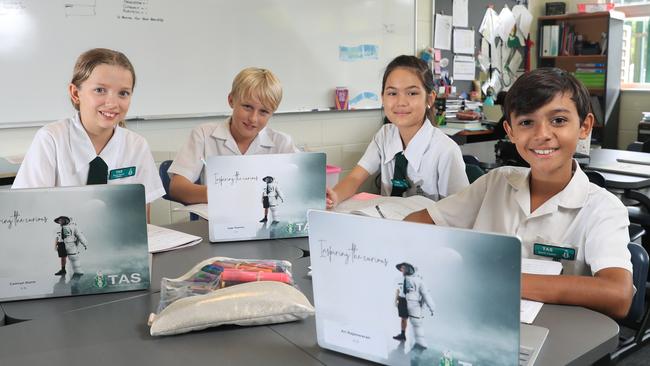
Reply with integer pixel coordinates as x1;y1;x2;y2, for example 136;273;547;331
0;184;149;302
206;152;325;242
308;210;522;365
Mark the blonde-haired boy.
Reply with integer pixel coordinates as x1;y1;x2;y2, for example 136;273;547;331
169;67;298;204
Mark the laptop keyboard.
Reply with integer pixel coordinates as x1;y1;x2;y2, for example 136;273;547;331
519;345;534;366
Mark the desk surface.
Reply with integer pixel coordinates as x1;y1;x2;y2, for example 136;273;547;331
0;221;619;366
588;148;650;189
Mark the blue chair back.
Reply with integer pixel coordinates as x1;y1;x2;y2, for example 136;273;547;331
628;142;644;152
465;164;485;184
626;242;649;323
584;170;606;188
585;170;645;241
159;160;174;201
159;159;200;221
462;155;481;166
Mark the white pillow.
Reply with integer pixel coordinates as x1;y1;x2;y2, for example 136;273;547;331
149;281;314;336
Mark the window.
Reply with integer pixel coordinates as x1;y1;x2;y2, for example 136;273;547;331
615;0;650;86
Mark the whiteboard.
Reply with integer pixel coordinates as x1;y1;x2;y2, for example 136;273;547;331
0;0;415;127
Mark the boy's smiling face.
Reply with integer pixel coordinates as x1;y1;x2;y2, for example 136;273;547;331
228;94;273;144
504;93;593;180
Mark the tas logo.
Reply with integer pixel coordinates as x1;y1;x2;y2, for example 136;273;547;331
94;271;107;289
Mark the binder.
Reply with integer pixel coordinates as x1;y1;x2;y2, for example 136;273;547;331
542;25;551;56
550;25;560;56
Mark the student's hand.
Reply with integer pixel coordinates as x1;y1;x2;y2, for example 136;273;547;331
403;209;435;224
326;188;339;209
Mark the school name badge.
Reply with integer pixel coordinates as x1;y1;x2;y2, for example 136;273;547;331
533;243;576;261
109;166;136;180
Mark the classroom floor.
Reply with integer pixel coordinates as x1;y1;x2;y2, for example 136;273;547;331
618;343;650;365
616;325;650;365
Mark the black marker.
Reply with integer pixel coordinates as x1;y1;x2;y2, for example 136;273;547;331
375;205;386;218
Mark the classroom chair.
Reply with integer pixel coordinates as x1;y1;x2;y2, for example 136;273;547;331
159;160;200;221
627;141;650;153
611;242;650;361
493;140;529;168
462;155;486;184
584;170;646;243
462;154;481;166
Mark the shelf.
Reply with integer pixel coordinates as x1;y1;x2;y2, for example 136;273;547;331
540;55;606;60
537;10;622;149
587;88;605;96
538;11;615;21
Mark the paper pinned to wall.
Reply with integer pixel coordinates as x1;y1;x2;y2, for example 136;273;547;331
434;14;452;50
479;7;499;46
497;5;516;43
512;4;533;45
453;55;476;81
452;0;468;28
453;28;475;55
507;49;523;74
492;42;504;72
501;43;511;73
478;38;491;72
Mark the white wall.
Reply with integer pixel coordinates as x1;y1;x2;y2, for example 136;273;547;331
0;2;434;226
5;0;642;224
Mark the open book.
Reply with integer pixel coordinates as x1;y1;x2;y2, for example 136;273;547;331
335;195;433;220
147;224;203;253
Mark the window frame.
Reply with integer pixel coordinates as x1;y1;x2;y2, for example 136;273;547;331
616;2;650;89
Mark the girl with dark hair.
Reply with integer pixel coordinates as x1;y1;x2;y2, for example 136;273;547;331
327;55;468;208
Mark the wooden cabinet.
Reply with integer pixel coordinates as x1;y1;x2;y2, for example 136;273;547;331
537;12;623;148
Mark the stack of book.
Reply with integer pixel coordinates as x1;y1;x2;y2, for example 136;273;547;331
540;22;604;57
572;63;605;88
559;22;577;56
541;23;575;56
444;98;463;119
445;119;484;130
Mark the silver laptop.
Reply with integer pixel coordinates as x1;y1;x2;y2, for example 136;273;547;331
0;185;149;302
206;152;325;242
308;210;548;366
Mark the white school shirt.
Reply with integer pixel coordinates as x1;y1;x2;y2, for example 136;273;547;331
425;163;632;276
12;114;165;204
168;118;299;184
357;121;468;200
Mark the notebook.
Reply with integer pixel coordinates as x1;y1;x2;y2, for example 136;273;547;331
206;152;325;242
308;210;548;366
0;185;149;302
